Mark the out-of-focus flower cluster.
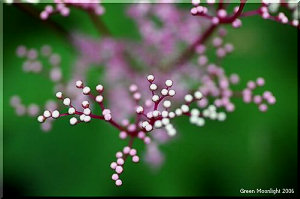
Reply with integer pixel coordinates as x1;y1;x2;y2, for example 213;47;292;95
40;0;105;20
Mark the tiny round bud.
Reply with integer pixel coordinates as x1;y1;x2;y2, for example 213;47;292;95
110;162;117;169
168;89;176;96
56;91;63;99
82;87;91;95
127;124;136;132
129;84;138;92
37;115;45;123
144;137;151;144
145;124;153;132
70;117;78;125
163;100;171;108
165;80;173;87
83;108;91;115
133;92;141;100
217;112;226;121
52;110;60;118
168;112;175;118
167;128;177;137
132;155;139;163
117;158;124;165
83;115;91;122
119;131;127;139
129;149;137;156
82;101;89;108
162;111;168;118
194;91;203;99
79;114;85;121
212;17;220;25
123;146;131;154
147;111;153;119
76;80;83;88
218;9;227;18
95;95;103;103
96;84;104;92
43;110;51;118
191;109;200;116
138;131;146;139
152;110;160;117
154;120;163;128
63;98;71;106
197;118;205;126
104;114;112;121
112;174;119;181
208;105;216;112
184;94;193;102
191;7;198;15
152;95;159;102
150;84;157;91
256;77;265;86
259;104;268;112
102;109;111;115
136;106;144;114
142;121;149;128
147;75;155;82
116;152;123;158
175;108;182;116
162;118;170;125
115;166;123;174
161;89;168;96
68;107;75;115
115;179;122;186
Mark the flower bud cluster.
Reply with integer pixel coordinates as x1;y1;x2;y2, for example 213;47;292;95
40;0;105;20
16;45;62;82
190;0;299;28
110;146;139;186
242;77;276;112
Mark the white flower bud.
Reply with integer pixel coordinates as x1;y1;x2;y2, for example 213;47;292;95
145;124;153;132
63;98;71;106
162;111;169;118
68;107;75;115
84;115;91;122
165;80;173;87
37;115;45;123
136;106;144;114
194;91;203;99
52;110;60;118
161;89;168;96
82;101;89;108
96;95;103;103
43;110;51;118
82;86;91;95
83;108;91;115
150;84;157;91
152;95;159;102
76;80;83;88
147;75;155;81
55;91;63;99
96;84;104;92
154;120;162;128
163;100;171;108
70;117;78;125
168;112;175;118
168;89;176;96
184;94;193;103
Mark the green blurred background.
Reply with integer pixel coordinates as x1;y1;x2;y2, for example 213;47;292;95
3;3;298;197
